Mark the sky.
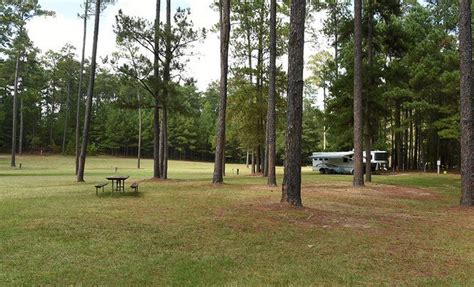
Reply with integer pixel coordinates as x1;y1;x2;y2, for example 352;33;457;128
27;0;329;100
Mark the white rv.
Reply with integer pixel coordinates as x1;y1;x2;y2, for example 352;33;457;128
311;151;388;174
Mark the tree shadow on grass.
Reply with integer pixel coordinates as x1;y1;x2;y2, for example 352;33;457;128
96;191;144;198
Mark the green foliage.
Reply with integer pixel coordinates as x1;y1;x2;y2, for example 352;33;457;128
0;0;465;169
302;98;324;159
315;1;461;167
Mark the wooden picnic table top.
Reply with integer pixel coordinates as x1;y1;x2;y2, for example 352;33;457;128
106;175;130;180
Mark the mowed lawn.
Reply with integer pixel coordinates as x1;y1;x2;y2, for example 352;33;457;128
1;155;473;286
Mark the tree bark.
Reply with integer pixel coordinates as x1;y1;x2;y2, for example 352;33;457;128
251;150;256;174
137;87;142;169
75;0;89;175
404;109;409;171
10;53;21;167
160;106;168;179
282;0;305;207
256;145;261;173
395;102;402;171
159;0;171;180
77;0;101;182
414;119;419;170
332;2;339;79
409;110;413;169
212;0;231;184
459;0;473;206
364;0;373;182
246;150;250;168
255;2;265;177
19;93;23;155
263;144;268;177
153;0;162;179
353;0;364;187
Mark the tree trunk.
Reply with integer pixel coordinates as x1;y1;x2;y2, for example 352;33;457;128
323;86;327;150
137;88;142;169
353;0;364;187
75;0;89;175
263;144;268;177
11;53;21;167
333;2;339;79
267;9;278;184
153;0;162;179
364;0;373;182
459;0;473;206
77;0;101;182
246;16;253;85
212;0;230;184
282;0;305;207
160;0;171;180
159;112;164;176
256;5;265;177
256;145;261;173
409;110;413;169
251;150;256;174
395;102;401;171
414;120;419;170
62;81;72;155
246;150;250;168
251;150;257;175
404;109;409;171
19;93;23;156
160;106;168;179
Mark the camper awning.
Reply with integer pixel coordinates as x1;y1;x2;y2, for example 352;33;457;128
310;152;354;159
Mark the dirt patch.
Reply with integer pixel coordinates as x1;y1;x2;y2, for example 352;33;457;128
213;200;374;230
301;183;440;201
142;178;184;183
215;183;447;231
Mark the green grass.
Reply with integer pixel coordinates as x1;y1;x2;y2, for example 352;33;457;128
1;155;473;285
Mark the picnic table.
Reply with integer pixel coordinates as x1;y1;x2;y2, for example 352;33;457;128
106;175;129;193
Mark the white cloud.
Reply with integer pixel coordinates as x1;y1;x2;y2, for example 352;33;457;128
27;13;83;54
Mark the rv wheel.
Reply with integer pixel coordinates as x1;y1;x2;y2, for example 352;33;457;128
320;169;326;174
351;169;354;175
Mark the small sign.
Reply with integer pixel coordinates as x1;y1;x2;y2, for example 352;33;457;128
437;160;441;166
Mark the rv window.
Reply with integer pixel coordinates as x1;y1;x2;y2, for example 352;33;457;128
343;158;348;163
374;153;388;161
324;158;328;161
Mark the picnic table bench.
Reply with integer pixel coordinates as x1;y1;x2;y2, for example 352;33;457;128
95;182;108;196
130;182;139;192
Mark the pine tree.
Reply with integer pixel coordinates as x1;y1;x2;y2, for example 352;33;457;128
282;0;306;207
266;0;277;187
212;0;231;184
353;0;364;187
75;0;89;175
77;0;102;182
459;0;473;206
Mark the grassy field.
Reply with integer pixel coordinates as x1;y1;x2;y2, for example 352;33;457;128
1;155;473;285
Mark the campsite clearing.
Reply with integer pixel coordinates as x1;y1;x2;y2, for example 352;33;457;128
1;155;473;285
